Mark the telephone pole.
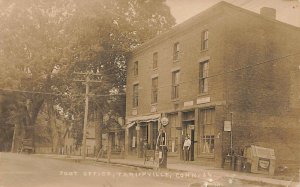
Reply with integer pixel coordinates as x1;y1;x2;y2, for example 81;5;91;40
74;72;102;159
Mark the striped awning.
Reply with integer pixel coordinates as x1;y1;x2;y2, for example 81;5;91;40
126;114;161;128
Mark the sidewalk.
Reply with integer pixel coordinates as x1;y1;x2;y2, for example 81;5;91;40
34;153;299;187
95;156;299;187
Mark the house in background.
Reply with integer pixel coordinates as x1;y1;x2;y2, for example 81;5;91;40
63;115;125;157
63;125;96;156
101;115;126;157
125;1;300;173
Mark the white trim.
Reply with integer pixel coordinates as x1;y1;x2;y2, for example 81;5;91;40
198;56;210;62
127;122;136;129
171;67;181;72
132;81;139;85
151;73;159;78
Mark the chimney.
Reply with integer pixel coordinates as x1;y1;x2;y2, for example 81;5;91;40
260;7;276;20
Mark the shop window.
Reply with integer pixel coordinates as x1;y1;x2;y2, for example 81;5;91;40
167;114;180;153
199;108;215;154
172;70;180;99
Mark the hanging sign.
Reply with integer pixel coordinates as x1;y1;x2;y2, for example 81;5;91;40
224;121;231;131
160;117;169;126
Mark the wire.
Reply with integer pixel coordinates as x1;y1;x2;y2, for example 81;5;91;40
0;88;125;97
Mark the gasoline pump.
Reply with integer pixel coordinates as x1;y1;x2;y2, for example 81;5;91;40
156;117;169;168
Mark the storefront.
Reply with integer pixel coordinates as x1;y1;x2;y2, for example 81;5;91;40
165;105;223;167
125;105;225;167
125;114;161;157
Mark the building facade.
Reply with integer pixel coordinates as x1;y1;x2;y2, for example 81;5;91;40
125;1;300;170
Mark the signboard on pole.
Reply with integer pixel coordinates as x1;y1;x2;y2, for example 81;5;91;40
160;117;169;126
224;121;232;131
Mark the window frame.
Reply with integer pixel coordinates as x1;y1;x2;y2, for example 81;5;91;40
173;42;180;61
132;84;139;108
133;61;138;76
151;77;158;104
199;108;215;155
201;30;208;51
153;52;158;69
199;60;209;94
171;70;180;99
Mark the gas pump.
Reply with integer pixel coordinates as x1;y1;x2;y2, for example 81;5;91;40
156;117;169;168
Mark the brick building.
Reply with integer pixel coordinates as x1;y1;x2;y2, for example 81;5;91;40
125;1;300;170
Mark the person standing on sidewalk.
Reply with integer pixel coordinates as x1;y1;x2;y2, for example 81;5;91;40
183;136;191;162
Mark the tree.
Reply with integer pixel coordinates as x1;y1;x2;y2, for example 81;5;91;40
0;0;175;152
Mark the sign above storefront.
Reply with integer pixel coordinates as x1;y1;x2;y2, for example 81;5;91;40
184;101;194;107
197;97;210;104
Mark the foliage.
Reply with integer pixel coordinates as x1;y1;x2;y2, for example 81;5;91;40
0;0;175;148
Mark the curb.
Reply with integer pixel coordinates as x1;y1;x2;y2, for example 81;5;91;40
95;159;155;170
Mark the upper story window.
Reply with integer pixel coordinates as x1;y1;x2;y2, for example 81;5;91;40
199;60;209;93
153;52;158;69
172;70;180;99
133;61;138;76
151;77;158;104
201;30;208;50
133;84;139;108
173;42;180;61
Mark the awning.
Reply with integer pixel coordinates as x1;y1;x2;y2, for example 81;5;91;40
126;114;161;128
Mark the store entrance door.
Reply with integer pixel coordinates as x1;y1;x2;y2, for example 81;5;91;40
183;124;195;161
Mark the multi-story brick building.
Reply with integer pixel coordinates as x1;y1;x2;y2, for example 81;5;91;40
125;1;300;170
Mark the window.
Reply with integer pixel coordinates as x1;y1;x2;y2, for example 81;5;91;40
173;42;180;61
150;122;158;149
151;77;158;104
133;61;138;76
199;108;215;154
153;52;158;69
133;84;139;107
199;60;209;93
201;30;208;50
172;70;180;99
167;114;180;153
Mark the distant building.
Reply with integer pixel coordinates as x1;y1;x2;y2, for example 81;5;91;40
125;1;300;171
63;125;96;156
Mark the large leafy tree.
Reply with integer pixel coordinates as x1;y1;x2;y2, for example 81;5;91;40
0;0;175;152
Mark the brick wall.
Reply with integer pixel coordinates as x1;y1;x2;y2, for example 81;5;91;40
126;2;300;170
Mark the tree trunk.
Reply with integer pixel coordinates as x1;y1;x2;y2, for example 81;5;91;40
47;99;59;153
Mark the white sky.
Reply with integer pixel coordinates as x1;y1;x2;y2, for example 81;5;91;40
166;0;300;27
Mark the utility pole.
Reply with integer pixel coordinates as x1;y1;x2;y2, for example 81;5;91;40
230;112;233;156
82;75;89;160
74;72;102;160
11;124;17;152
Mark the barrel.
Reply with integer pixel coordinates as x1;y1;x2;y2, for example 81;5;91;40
223;155;232;170
235;156;245;172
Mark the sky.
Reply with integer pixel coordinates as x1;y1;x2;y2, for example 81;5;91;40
166;0;300;27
